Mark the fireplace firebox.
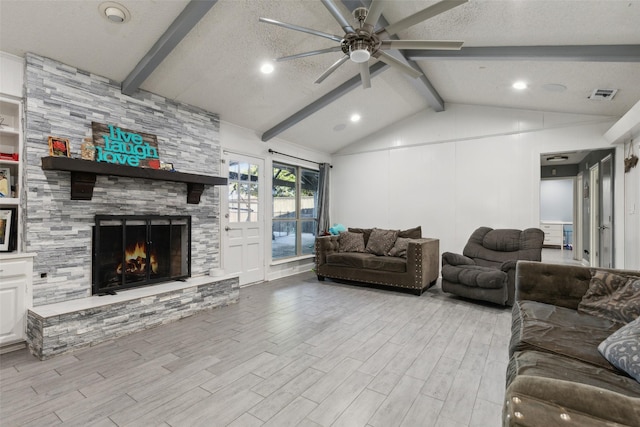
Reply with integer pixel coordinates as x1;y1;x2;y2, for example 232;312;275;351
93;215;191;295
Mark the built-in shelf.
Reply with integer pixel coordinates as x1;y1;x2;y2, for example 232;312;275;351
41;156;227;204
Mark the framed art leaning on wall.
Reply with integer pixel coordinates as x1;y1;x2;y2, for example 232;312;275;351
0;208;17;251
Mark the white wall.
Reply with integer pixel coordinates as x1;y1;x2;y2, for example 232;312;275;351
220;121;331;281
331;104;629;266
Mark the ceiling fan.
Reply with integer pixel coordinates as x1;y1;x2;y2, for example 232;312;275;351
260;0;467;89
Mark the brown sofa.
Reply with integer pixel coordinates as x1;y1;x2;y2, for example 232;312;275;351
441;227;544;306
314;226;439;295
504;261;640;426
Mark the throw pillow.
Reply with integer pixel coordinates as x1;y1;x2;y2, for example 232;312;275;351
348;228;373;246
366;228;399;256
398;226;422;239
388;237;410;258
578;271;640;324
338;231;365;253
598;317;640;383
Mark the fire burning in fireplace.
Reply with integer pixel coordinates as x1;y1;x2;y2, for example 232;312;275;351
116;241;158;276
93;215;191;295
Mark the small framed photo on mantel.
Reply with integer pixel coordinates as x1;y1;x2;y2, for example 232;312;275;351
48;136;70;157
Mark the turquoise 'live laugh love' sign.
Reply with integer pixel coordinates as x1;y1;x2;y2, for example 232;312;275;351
91;122;161;169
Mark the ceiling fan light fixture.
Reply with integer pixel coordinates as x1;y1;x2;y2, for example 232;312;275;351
349;41;371;63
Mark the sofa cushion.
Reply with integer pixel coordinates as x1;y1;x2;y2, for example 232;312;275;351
578;270;640;324
366;228;398;256
442;264;506;289
388;237;410;258
326;252;372;268
507;350;640;397
338;231;366;253
482;228;521;252
510;300;622;371
325;252;406;273
362;255;407;273
599;317;640;383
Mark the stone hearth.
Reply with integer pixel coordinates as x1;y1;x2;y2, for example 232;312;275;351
27;276;238;360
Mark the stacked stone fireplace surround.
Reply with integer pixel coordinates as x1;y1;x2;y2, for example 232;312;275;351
23;54;238;359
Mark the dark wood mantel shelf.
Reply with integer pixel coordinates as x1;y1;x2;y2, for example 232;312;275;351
41;156;227;204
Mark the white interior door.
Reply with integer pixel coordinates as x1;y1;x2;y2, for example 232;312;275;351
222;153;264;286
600;155;613;268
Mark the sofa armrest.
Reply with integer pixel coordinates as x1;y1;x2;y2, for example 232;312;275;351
315;235;339;266
407;238;440;285
515;261;592;309
504;375;640;427
500;260;517;272
442;252;475;266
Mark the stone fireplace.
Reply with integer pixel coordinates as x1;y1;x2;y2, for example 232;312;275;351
93;215;191;295
22;54;239;360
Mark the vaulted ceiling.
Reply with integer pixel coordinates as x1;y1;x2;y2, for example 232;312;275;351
1;0;639;154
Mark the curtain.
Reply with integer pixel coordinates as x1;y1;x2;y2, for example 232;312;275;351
317;163;331;235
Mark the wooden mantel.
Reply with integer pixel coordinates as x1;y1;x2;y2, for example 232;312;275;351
41;156;227;204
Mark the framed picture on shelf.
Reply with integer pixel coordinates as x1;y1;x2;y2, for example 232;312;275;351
48;136;70;157
0;167;10;197
0;208;17;252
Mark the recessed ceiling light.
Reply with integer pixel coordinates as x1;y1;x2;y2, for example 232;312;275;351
99;2;130;24
333;124;346;132
512;81;527;90
260;62;274;74
350;114;361;122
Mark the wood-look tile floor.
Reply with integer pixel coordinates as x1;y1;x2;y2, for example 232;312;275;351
0;273;512;426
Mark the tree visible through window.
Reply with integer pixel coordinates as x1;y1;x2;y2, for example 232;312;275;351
272;162;319;260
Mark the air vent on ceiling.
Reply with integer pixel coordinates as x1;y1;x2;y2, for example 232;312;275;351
589;89;618;100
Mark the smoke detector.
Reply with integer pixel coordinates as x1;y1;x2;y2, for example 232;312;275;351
589;89;617;101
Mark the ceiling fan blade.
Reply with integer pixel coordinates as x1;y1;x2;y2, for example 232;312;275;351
320;0;355;34
375;51;423;79
276;46;344;62
360;62;371;89
363;0;385;33
314;55;350;84
384;0;468;36
381;40;464;50
259;17;343;42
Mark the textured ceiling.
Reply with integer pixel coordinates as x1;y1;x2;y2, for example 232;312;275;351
1;0;639;154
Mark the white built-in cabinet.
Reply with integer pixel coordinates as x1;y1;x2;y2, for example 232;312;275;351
0;53;35;348
0;254;33;346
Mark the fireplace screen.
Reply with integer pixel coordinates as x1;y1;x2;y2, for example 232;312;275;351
93;215;191;294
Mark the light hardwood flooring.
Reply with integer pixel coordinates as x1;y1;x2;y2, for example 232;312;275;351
1;273;513;426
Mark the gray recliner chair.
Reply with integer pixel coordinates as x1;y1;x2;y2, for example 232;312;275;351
441;227;544;306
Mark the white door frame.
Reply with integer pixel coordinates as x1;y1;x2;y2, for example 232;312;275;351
575;172;584;262
589;163;600;267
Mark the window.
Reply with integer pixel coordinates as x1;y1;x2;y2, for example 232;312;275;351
272;162;319;260
228;161;259;222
